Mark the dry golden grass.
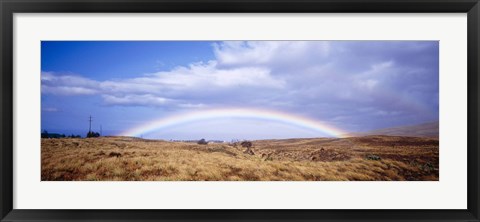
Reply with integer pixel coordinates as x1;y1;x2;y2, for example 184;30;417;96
41;135;438;181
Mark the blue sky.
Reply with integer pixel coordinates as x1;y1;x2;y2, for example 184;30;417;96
41;41;439;140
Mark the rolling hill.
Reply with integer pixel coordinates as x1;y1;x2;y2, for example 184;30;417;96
345;121;439;138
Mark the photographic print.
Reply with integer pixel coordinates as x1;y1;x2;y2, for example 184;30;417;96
41;41;439;181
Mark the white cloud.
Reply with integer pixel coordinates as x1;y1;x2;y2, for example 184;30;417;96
357;79;379;90
102;94;170;106
177;103;207;108
213;41;330;68
371;60;394;72
42;85;98;95
41;53;285;107
150;61;284;88
41;72;100;95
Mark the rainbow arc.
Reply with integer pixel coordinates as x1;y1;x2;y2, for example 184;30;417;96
119;108;347;138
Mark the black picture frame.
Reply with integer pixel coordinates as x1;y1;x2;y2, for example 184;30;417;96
1;0;479;221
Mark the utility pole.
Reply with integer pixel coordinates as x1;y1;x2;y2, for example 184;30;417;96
88;115;93;133
100;125;102;136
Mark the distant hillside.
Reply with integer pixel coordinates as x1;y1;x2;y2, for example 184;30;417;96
345;121;439;138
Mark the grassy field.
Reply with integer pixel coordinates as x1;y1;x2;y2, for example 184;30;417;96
41;136;439;181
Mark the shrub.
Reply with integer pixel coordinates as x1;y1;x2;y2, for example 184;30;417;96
366;154;381;161
109;152;122;157
421;162;435;172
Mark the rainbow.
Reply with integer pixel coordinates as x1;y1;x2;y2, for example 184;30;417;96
119;108;348;138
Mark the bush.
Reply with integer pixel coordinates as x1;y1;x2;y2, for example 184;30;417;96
197;138;208;145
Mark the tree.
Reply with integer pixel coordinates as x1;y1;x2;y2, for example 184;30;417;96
197;138;208;145
87;131;100;138
241;141;252;148
41;130;49;138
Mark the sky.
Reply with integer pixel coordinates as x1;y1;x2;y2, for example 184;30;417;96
41;41;439;140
